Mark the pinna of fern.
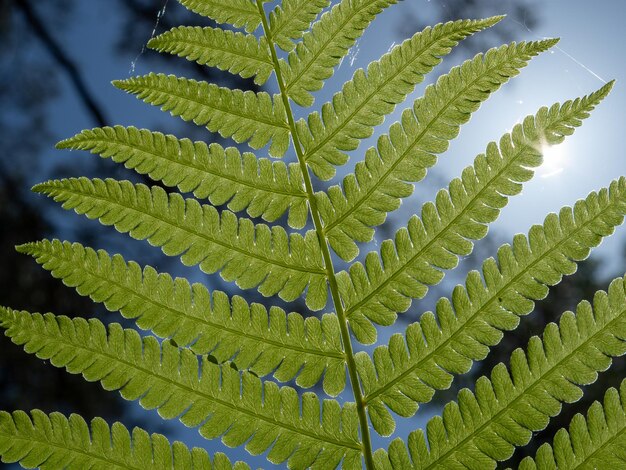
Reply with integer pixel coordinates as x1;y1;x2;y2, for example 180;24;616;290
1;1;625;469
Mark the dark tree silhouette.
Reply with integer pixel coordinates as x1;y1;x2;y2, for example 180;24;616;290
0;0;263;427
0;0;120;421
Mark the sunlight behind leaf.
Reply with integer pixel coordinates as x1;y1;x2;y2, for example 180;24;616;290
540;140;568;178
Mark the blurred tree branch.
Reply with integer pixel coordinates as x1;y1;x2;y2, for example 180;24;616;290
14;0;109;127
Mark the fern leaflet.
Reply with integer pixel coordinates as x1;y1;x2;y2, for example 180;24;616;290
57;126;309;228
375;276;626;468
281;0;398;107
33;178;328;309
179;0;261;33
0;308;362;469
0;410;246;470
148;27;274;85
268;0;330;52
519;380;626;469
339;83;613;344
18;239;346;396
298;16;503;181
1;2;623;469
358;177;626;435
114;73;290;156
317;39;558;260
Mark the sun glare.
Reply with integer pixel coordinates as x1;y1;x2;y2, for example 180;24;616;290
539;141;568;178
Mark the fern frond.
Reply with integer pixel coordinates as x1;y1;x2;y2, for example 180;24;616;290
519;380;626;470
281;0;398;107
113;73;290;157
0;410;245;469
0;308;362;469
297;16;503;181
358;177;626;435
179;0;261;33
269;0;331;52
375;275;626;469
33;178;328;310
18;239;346;396
339;83;614;344
57;126;309;228
317;39;560;259
147;27;274;85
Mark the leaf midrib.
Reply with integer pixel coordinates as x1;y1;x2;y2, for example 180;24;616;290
257;0;375;466
45;182;324;275
365;192;621;403
26;327;360;452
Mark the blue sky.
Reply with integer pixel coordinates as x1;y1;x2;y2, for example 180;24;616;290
32;0;626;467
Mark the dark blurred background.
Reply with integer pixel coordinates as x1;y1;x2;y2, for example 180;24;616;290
1;0;625;467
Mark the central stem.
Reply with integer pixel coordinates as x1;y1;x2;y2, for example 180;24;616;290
255;2;374;468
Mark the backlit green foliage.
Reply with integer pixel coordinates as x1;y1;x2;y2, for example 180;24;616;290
0;409;246;469
2;1;625;469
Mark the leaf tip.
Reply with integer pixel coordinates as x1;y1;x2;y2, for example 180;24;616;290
0;306;15;326
540;37;560;49
15;242;36;255
56;137;75;150
601;79;616;96
31;183;46;194
588;79;616;105
146;35;163;51
478;14;506;29
112;79;132;92
31;180;56;195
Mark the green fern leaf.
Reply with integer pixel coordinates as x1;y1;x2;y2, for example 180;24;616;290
7;2;625;468
359;177;626;436
374;275;626;468
297;16;503;181
113;73;290;157
17;239;346;396
179;0;261;33
33;178;328;310
268;0;330;52
339;84;613;345
0;410;245;469
281;0;398;107
147;27;274;85
317;39;559;260
56;126;309;228
0;308;362;469
519;380;626;470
